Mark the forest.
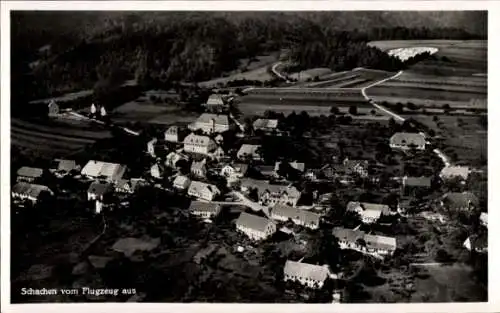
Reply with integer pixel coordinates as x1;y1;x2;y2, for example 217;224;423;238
11;12;486;104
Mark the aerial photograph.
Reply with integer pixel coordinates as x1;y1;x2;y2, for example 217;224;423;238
10;10;487;303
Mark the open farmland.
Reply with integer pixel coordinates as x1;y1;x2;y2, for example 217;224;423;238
11;117;112;158
245;88;366;102
112;100;199;125
303;68;397;89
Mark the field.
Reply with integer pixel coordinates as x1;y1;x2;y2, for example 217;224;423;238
401;114;487;166
112;99;199;125
198;54;277;88
11;117;112;158
303;68;396;89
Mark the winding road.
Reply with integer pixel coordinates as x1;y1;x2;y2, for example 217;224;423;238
361;70;405;122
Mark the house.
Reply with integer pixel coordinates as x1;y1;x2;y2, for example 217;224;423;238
237;144;262;161
254;165;275;177
17;167;44;183
305;164;335;181
150;163;164;179
47;100;59;117
440;166;470;181
235;212;276;241
346;201;390;224
210;146;226;161
12;182;54;204
147;138;158;157
203;94;229;112
188;113;230;134
191;159;207;178
53;159;79;176
81;161;127;182
274;161;306;177
260;185;301;207
463;234;487;253
283;260;331;289
188;181;221;201
332;227;366;250
270;205;321;229
341;158;369;178
183;133;217;155
389;132;426;150
189;201;222;219
173;175;191;190
220;163;249;180
165;152;187;168
215;134;224;145
441;192;479;211
116;178;147;194
480;212;488;228
87;181;113;201
253;118;278;132
364;234;397;256
164;126;188;143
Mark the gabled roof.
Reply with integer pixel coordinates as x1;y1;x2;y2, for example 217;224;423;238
87;181;113;196
271;205;320;225
284;261;329;283
81;161;126;180
12;182;53;198
189;180;220;195
191;160;206;172
236;212;274;233
253;118;278;129
364;234;397;251
403;176;432;188
17;167;43;178
440;166;470;179
332;227;365;243
57;160;77;172
443;192;479;208
206;94;225;106
347;201;390;215
189;201;221;214
237;144;261;157
183;133;215;147
195;113;229;126
274;161;305;173
390;132;426;147
173;175;190;186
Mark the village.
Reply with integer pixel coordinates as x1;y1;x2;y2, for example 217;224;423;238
11;92;488;303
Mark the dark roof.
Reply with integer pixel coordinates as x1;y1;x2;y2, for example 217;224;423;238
189;201;221;214
236;212;273;233
404;176;432;188
87;181;113;196
469;233;487;250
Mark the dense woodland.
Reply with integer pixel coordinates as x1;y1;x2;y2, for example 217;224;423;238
11;12;486;104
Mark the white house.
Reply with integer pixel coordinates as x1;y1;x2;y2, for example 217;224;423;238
332;227;366;250
189;201;222;219
283;260;331;289
188;113;230;134
237;144;262;161
271;204;321;229
173;175;191;190
188;181;220;201
191;159;207;178
332;227;397;258
260;185;302;207
346;201;390;224
183;133;217;155
12;182;54;204
440;166;470;181
220;163;248;181
150;163;164;179
87;181;113;201
389;132;426;150
47;100;59;117
235;212;276;241
364;234;397;256
81;160;127;182
164;126;187;143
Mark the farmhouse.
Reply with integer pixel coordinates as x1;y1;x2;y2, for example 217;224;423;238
364;234;397;256
389;132;426;150
188;181;220;201
164;126;188;143
87;181;113;201
191;159;207;178
332;227;366;250
17;167;44;183
260;185;301;207
203;94;229;112
53;159;79;176
270;204;321;229
188;113;230;134
237;144;262;161
183;133;217;155
189;201;222;219
283;260;332;289
210;146;226;161
253;118;278;132
173;175;191;190
165;152;187;168
346;201;390;224
150;163;165;179
439;166;470;181
441;192;479;211
12;182;54;204
115;178;146;194
215;134;224;145
235;212;276;241
340;158;369;178
47;100;59;117
81;161;127;182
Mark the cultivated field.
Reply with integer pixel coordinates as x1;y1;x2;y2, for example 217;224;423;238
11;117;112;158
112;100;199;125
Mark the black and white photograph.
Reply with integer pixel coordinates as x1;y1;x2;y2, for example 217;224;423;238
1;2;493;311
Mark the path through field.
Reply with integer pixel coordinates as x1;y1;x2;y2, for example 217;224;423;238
361;70;405;122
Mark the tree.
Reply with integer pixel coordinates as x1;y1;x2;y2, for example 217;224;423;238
349;105;358;115
330;106;340;115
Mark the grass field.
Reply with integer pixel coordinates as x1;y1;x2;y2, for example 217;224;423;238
112;100;199;125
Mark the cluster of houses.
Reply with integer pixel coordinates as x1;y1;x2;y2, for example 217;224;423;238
12;93;487;300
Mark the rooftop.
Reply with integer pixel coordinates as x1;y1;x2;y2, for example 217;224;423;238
194;113;229;126
189;180;220;195
403;176;432;188
183;133;215;147
17;167;43;178
271;205;320;225
364;234;397;251
440;166;470;179
253;118;278;129
237;144;261;157
236;212;274;233
274;161;306;173
332;227;366;243
189;201;221;213
284;260;329;283
390;132;426;147
12;182;53;198
88;181;113;196
81;161;126;180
